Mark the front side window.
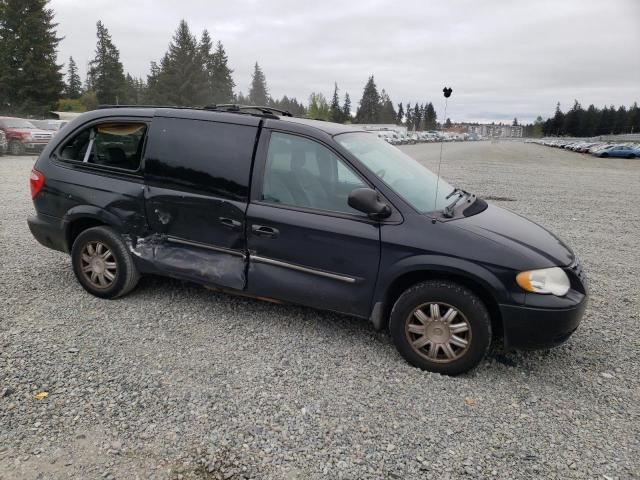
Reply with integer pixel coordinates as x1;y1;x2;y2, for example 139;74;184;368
336;132;454;213
262;132;368;215
60;122;146;171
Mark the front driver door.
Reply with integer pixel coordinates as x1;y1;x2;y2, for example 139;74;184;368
246;130;381;318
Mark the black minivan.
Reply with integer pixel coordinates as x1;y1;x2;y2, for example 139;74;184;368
28;106;587;375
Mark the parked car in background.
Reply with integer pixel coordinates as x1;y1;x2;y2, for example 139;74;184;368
591;144;636;158
0;130;8;156
31;119;68;134
0;117;54;155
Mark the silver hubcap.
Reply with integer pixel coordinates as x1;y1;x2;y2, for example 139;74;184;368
405;302;471;363
80;241;117;289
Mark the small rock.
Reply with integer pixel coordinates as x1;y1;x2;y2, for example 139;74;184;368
67;348;79;354
600;372;614;379
1;387;14;397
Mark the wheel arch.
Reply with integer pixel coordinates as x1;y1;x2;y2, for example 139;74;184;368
62;206;126;252
376;261;506;337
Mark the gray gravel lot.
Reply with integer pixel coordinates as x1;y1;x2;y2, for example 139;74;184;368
1;141;639;479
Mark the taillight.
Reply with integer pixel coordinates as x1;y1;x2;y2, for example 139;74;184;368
30;169;45;198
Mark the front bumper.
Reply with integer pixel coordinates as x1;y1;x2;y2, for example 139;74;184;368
24;142;49;152
500;295;587;350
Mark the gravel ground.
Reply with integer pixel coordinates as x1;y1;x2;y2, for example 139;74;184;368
1;141;639;480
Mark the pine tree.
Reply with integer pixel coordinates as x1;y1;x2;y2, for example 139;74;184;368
65;56;82;99
445;118;452;128
342;93;352;121
211;41;235;104
412;104;420;131
424;102;437;130
512;117;519;126
248;62;268;105
378;89;396;124
198;29;215;104
151;20;208;106
329;82;342;123
552;102;564;135
0;0;64;114
396;103;404;125
405;103;413;129
88;21;126;104
355;76;380;123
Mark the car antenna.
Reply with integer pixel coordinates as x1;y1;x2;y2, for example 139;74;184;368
434;86;453;211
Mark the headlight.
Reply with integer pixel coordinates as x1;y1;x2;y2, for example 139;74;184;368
516;267;570;296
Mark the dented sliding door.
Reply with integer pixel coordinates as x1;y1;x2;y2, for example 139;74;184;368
139;113;260;290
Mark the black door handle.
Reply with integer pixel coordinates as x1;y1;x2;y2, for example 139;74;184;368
251;224;279;238
219;217;242;230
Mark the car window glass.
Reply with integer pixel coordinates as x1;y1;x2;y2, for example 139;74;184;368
262;132;367;215
59;122;146;171
145;117;257;201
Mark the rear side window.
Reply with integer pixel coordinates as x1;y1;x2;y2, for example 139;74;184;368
59;122;147;171
145;117;257;201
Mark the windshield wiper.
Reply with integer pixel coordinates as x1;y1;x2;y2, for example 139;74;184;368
443;188;470;218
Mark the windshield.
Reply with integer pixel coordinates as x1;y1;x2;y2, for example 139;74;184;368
336;132;454;213
2;119;36;129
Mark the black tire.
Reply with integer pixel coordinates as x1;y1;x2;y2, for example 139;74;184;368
9;140;24;156
389;280;492;375
600;153;608;158
71;226;140;299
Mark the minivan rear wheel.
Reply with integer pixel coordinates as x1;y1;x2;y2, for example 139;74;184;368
71;226;140;299
389;281;491;375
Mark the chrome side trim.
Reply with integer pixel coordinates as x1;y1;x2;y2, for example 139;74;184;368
166;236;245;257
250;254;357;284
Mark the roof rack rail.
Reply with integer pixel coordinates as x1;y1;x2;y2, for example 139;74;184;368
205;104;293;117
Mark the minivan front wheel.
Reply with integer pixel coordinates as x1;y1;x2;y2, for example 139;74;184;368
71;226;140;299
389;281;491;375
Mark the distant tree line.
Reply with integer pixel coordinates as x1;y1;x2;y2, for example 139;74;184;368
542;101;640;137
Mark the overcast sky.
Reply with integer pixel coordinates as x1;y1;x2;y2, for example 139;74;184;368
50;0;639;123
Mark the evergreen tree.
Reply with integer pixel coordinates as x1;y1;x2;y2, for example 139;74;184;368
355;76;380;123
198;29;215;104
424;102;437;130
412;103;420;131
629;102;640;134
445;118;452;128
65;56;82;99
613;105;629;134
151;20;208;106
0;0;64;114
342;93;352;121
88;21;125;105
88;21;126;104
122;73;145;104
512;117;518;126
329;82;342;123
211;41;235;104
378;89;396;124
405;103;413;129
552;102;565;135
248;62;268;105
419;104;426;130
396;103;404;125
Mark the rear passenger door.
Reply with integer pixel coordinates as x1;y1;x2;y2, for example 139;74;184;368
142;113;260;290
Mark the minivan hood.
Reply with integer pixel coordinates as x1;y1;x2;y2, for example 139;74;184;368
451;204;574;268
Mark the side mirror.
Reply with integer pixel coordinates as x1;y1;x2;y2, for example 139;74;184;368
348;188;392;219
